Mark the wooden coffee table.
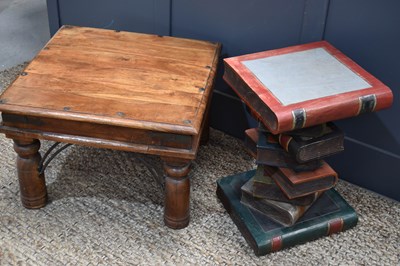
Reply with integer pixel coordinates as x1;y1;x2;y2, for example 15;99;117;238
0;25;221;229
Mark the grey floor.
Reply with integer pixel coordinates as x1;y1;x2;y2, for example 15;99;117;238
0;0;50;71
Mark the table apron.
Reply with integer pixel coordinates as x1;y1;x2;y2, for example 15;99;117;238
0;114;197;159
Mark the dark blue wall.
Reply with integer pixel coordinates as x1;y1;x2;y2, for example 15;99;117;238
47;0;171;36
46;0;400;201
323;0;400;201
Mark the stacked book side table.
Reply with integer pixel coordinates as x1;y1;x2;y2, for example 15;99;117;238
0;25;221;229
218;41;393;255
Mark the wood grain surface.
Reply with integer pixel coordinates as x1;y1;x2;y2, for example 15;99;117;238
0;26;221;135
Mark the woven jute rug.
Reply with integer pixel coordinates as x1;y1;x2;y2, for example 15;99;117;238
0;65;399;265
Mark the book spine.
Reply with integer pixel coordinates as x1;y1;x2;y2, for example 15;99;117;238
261;212;358;254
278;89;393;133
277;125;345;163
278;134;294;153
277;133;306;163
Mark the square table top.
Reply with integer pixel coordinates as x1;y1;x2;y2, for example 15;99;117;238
223;41;393;134
0;26;221;135
241;47;371;106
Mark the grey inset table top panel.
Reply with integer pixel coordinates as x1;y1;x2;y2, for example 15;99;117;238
242;48;371;106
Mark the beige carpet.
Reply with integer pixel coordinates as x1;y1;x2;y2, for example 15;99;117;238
0;65;399;265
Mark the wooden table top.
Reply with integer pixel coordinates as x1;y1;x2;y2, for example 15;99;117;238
0;26;221;135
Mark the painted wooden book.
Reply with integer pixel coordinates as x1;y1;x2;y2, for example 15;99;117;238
223;41;393;134
250;165;319;206
266;162;338;199
241;167;321;226
244;128;322;171
216;170;358;256
278;122;345;163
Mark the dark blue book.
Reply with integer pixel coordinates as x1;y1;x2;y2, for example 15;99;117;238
216;170;358;256
244;128;322;172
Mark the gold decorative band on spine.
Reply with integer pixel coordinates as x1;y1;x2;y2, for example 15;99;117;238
357;94;377;115
291;108;307;130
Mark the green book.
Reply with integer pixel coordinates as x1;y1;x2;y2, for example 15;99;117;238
216;170;358;256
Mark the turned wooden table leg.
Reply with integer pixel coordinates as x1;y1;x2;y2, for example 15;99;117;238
13;138;47;208
162;158;191;229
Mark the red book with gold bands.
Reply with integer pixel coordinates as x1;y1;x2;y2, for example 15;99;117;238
223;41;393;134
265;162;338;199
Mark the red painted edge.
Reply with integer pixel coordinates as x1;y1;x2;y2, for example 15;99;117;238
327;218;344;235
271;235;283;252
224;41;393;134
279;161;338;184
278;134;292;152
